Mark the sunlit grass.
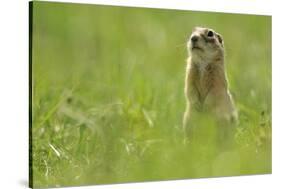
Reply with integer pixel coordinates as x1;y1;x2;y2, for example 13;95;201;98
30;1;271;188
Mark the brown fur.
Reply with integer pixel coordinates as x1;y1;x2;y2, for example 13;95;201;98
183;27;237;137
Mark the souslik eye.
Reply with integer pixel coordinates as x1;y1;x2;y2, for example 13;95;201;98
207;30;214;37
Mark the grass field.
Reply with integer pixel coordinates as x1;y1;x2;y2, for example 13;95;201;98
30;2;272;188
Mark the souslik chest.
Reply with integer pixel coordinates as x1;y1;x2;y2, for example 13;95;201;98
192;61;215;103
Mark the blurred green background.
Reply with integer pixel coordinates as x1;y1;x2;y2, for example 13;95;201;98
31;1;271;188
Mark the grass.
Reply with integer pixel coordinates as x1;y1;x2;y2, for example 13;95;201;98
30;1;272;188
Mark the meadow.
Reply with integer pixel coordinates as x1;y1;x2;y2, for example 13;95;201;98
30;2;272;188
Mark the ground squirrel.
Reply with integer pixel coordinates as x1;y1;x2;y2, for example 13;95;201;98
183;27;238;137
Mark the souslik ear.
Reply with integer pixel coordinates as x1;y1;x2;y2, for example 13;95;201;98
216;33;224;46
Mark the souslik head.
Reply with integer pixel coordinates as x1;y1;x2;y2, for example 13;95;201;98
187;27;224;61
